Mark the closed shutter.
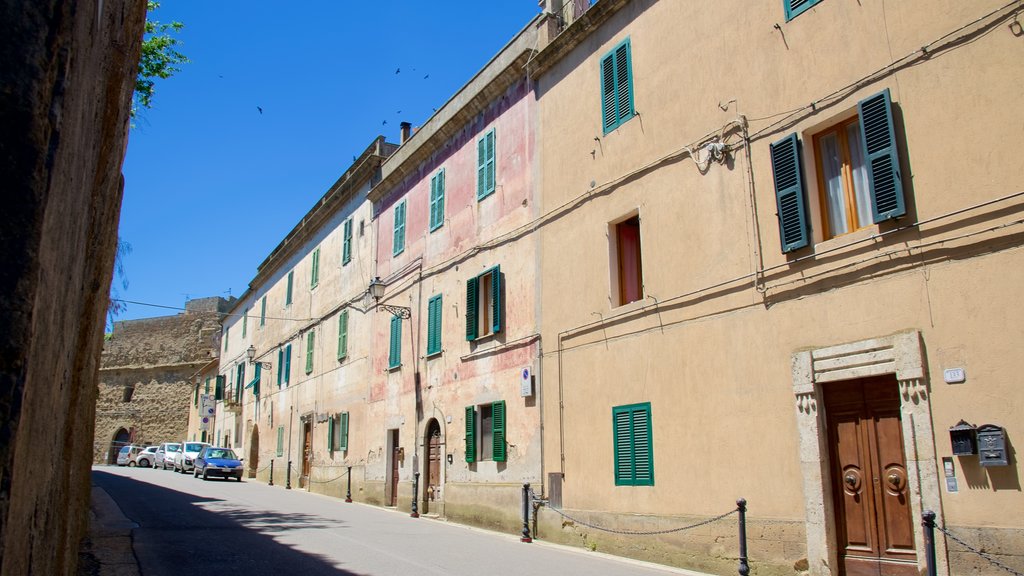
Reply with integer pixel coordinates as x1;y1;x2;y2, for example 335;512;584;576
339;412;349;452
465;276;479;341
284;344;291;385
342;218;352;264
492;400;507;462
389;315;402;368
489;266;502;334
613;408;632;484
305;331;315;374
631;408;653;485
613;403;654;486
215;375;224;400
337;310;349;360
260;296;266;327
328;415;335;453
484;130;495;196
276;426;284;456
465;406;476;463
242;308;247;337
600;51;617;131
770;133;810;252
253;364;261;396
785;0;823;21
477;136;487;199
858;88;905;223
286;270;294;305
311;248;320;288
393;201;406;255
427;295;442;355
601;39;634;133
430;169;445;230
277;349;284;388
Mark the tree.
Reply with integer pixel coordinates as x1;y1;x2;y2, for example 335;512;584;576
107;238;132;331
133;1;188;117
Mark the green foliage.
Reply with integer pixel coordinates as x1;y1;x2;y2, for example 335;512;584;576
134;2;188;117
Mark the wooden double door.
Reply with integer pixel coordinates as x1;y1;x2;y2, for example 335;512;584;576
823;376;917;576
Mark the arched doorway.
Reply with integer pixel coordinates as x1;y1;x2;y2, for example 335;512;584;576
108;428;130;464
423;419;442;514
248;425;260;478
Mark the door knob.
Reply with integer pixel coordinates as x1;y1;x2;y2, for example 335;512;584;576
844;473;857;487
887;473;900;487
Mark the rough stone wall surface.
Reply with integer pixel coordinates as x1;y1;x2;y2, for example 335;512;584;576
0;0;146;574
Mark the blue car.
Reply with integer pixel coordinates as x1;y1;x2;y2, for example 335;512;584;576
193;446;244;481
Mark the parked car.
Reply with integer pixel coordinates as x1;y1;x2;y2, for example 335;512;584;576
173;441;211;474
193;447;244;481
116;445;144;466
155;442;182;470
134;445;159;468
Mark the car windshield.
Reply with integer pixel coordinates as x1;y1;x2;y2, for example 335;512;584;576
184;443;205;452
166;444;180;452
118;446;131;455
206;449;237;460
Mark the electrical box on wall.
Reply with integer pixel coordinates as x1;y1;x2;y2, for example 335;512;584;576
977;424;1009;467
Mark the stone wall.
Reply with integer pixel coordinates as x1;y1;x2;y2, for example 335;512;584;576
0;0;146;573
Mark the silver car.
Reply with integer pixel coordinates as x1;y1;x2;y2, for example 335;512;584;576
133;445;159;468
173;441;211;474
155;442;182;470
116;445;144;466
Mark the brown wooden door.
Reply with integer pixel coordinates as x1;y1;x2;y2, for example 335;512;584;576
426;421;441;512
389;429;400;507
301;421;312;478
824;376;917;576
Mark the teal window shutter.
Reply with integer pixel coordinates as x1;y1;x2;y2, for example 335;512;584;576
284;344;292;385
613;403;654;486
393;200;406;256
465;406;476;463
305;331;315;374
276;426;284;456
193;383;199;407
600;39;635;134
242;308;247;338
204;377;210;395
489;266;502;335
337;310;349;360
477;130;496;200
784;0;824;21
286;270;294;305
492;400;506;462
342;217;353;264
465;276;479;341
260;296;266;327
223;326;229;351
276;349;284;388
327;416;335;453
215;375;224;400
311;247;320;289
427;295;442;355
857;88;905;223
388;315;402;368
770;133;810;252
236;363;245;404
339;412;349;451
252;364;261;396
430;169;445;231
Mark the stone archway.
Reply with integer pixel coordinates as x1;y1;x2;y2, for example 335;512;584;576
108;427;130;464
249;424;260;478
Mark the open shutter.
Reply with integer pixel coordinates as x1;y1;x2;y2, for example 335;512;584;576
465;406;476;463
327;415;335;454
389;315;401;368
437;169;445;225
484;131;495;195
489;267;502;334
858;88;905;223
339;412;349;451
427;295;442;355
342;218;352;264
338;310;349;360
477;136;487;198
276;349;284;387
492;400;506;462
253;364;261;396
284;344;291;385
286;271;293;304
305;331;315;374
215;375;224;400
770;133;810;252
614;41;633;126
465;276;479;341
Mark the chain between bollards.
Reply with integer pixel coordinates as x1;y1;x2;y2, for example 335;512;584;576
286;460;292;490
268;459;274;486
521;483;533;542
922;510;937;576
345;466;353;502
737;498;749;576
410;472;420;518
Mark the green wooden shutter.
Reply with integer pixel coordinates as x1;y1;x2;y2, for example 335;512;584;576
204;377;210;394
260;296;266;327
342;218;352;264
339;412;349;451
276;426;284;456
785;0;823;21
465;406;476;463
613;406;632;484
489;266;502;334
253;364;261;396
236;363;245;403
284;344;292;385
770;133;810;252
193;383;199;406
305;331;315;374
328;416;335;453
477;136;487;199
223;326;229;351
631;406;653;485
286;270;294;305
612;403;653;486
427;295;442;355
215;375;224;400
492;400;506;462
242;308;247;338
337;310;349;360
858;88;905;223
484;130;495;196
393;201;406;256
600;51;617;132
389;315;402;368
277;349;284;388
465;276;479;341
430;169;445;231
600;39;634;134
311;248;320;288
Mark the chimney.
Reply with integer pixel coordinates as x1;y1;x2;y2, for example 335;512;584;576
400;122;412;144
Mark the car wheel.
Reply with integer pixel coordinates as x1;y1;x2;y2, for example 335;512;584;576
236;476;243;482
139;459;149;468
128;461;136;467
202;470;208;481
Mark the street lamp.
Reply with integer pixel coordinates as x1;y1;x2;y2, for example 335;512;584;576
246;344;272;370
368;276;411;319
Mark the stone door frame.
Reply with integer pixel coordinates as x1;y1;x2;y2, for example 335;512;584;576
791;331;948;576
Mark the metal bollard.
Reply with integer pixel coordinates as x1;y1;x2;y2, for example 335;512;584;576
286;460;292;490
345;466;353;502
737;498;749;576
410;472;420;518
269;459;274;486
520;483;533;543
922;510;937;576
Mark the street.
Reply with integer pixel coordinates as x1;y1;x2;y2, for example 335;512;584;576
91;467;706;576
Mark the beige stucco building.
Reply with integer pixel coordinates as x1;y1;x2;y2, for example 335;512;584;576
529;1;1023;575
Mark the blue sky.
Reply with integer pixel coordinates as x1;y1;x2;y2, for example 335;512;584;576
117;2;540;323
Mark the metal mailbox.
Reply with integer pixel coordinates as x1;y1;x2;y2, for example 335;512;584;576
976;424;1008;467
949;420;978;456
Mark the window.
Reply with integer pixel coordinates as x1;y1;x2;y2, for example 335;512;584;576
465;266;502;341
464;401;506;462
328;412;349;453
223;325;229;351
427;294;442;356
285;270;294;305
276;426;284;456
392;199;406;256
245;364;261;397
770;88;904;252
215;375;224;400
477;129;496;200
337;310;349;360
305;331;315;375
613;402;653;486
260;296;266;327
310;247;320;289
785;0;825;21
242;307;247;338
600;38;635;134
388;315;402;369
194;383;199;406
204;377;210;395
430;168;446;231
235;363;245;404
613;215;643;306
342;217;353;265
277;344;292;387
122;386;134;402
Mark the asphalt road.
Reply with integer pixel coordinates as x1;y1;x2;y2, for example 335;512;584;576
93;466;705;576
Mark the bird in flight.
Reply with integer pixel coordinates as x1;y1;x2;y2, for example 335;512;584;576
257;106;263;114
395;67;400;74
424;74;429;79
